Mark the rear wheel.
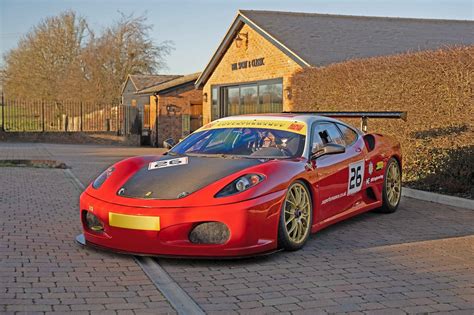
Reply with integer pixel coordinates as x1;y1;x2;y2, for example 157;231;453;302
278;181;313;251
376;157;402;213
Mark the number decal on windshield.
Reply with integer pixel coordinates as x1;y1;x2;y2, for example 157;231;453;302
348;160;365;195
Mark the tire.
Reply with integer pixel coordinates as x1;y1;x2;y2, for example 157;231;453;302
278;180;313;251
376;157;402;213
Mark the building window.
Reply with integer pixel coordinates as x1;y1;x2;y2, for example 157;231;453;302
215;79;282;119
259;83;282;113
226;86;240;116
211;87;219;120
240;85;258;114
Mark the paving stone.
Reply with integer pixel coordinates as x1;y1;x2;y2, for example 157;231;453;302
0;144;175;314
2;142;473;314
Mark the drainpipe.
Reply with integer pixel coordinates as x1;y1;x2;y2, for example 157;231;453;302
154;93;159;147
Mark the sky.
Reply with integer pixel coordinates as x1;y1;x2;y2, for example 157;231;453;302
1;0;473;74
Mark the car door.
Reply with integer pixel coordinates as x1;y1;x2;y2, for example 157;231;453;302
335;123;367;213
311;122;365;220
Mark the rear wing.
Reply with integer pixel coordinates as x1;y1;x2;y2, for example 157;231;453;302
283;111;408;133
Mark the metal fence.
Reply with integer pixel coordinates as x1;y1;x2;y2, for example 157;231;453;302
0;98;140;135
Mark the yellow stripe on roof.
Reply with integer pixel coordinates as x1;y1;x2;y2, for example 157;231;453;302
198;119;307;135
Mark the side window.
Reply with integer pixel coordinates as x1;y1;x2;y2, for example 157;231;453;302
312;122;345;151
337;123;358;146
311;125;325;152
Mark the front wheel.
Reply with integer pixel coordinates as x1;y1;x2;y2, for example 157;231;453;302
278;181;313;251
376;157;402;213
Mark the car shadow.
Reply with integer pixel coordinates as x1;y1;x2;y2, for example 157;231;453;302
158;196;474;267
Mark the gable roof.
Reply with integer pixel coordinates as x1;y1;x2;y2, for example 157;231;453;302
195;10;474;88
137;72;202;94
123;74;182;94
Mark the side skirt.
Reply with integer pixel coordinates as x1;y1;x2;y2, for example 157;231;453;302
310;201;382;233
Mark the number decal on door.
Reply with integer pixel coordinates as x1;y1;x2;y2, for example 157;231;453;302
348;160;365;195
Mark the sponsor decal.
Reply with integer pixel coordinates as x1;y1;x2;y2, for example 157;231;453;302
196;119;307;135
348;160;365;195
322;191;347;205
148;157;189;170
368;161;374;175
288;123;305;132
376;161;384;171
366;174;384;185
201;122;215;130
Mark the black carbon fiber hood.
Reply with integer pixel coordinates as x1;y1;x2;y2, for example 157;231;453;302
118;155;263;200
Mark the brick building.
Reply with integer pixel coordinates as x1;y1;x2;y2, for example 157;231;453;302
122;74;182;108
195;10;474;124
137;73;202;146
121;74;182;138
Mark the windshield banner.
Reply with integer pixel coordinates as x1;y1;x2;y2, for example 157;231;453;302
198;120;307;135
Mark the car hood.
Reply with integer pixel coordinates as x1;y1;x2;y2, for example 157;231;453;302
117;155;264;200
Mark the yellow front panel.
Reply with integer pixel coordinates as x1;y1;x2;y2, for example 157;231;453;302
109;212;160;231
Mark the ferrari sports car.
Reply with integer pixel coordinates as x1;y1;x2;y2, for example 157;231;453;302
77;112;405;257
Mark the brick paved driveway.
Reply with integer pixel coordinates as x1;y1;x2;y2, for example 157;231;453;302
1;142;473;314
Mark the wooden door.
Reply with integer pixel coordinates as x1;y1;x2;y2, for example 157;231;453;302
190;101;202;132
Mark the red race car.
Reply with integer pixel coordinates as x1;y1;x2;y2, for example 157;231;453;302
77;112;405;257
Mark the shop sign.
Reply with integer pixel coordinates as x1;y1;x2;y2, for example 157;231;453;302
231;57;265;71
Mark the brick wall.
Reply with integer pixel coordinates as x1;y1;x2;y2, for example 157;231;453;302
149;84;203;146
202;23;303;123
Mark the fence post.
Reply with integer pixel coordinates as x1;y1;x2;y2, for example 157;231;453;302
116;104;120;136
41;100;45;132
1;91;4;132
80;101;83;132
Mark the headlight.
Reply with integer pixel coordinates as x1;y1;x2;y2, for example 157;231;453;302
215;174;265;197
92;167;115;189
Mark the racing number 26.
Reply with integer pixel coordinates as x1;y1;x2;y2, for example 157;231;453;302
348;160;365;195
350;166;362;189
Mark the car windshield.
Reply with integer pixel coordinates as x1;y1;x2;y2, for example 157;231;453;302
169;127;306;158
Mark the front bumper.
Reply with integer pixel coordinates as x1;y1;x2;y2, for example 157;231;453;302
78;190;285;257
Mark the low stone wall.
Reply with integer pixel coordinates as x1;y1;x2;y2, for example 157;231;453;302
0;131;141;146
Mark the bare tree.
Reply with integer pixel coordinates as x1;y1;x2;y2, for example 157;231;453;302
3;11;90;101
3;11;172;104
82;13;172;104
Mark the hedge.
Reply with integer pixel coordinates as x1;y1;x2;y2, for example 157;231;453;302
289;46;473;198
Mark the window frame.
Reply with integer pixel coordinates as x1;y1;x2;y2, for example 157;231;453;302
309;121;346;158
210;78;283;119
335;122;360;147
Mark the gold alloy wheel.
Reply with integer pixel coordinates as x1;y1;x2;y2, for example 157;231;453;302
386;161;402;207
284;183;311;244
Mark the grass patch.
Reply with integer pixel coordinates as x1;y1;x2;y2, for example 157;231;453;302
0;159;68;169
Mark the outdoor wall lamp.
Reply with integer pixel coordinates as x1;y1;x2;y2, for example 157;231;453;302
166;104;181;115
285;87;292;100
203;92;208;103
235;32;248;49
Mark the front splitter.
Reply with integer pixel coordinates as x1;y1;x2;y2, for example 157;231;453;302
75;233;282;260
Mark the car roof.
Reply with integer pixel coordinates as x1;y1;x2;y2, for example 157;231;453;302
216;113;343;125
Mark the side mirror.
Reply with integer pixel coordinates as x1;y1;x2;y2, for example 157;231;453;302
311;143;345;160
163;138;176;149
